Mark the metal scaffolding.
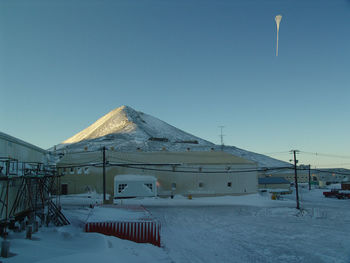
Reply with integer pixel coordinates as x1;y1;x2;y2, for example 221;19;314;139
0;157;69;236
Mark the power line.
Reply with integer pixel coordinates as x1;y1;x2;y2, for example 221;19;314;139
53;149;102;155
299;151;350;159
263;151;291;155
107;163;291;174
57;159;292;174
310;163;350;168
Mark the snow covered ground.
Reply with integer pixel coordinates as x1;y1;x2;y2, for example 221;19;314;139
2;187;350;263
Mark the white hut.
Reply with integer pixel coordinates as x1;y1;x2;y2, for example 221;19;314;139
114;175;157;199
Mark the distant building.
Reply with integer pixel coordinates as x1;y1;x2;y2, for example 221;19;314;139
262;167;350;186
258;177;291;191
259;167;310;183
313;169;350;184
57;150;258;199
0;131;48;164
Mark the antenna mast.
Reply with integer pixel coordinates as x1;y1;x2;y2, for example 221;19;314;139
219;126;225;151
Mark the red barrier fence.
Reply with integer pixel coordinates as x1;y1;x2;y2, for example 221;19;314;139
85;221;161;247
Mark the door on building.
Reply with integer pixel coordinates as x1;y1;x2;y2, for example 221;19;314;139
61;184;68;195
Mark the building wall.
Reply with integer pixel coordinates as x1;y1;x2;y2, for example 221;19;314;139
316;173;350;183
258;183;291;190
59;163;258;197
0;133;47;164
260;173;309;183
0;132;50;222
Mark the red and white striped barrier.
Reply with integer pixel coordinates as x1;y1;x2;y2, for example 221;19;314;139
85;221;161;247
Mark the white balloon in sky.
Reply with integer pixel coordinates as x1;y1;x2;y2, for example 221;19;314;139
275;15;282;56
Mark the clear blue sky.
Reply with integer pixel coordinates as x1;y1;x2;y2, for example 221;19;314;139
1;0;350;168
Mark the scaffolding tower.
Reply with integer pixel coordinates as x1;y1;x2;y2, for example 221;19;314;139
0;157;69;236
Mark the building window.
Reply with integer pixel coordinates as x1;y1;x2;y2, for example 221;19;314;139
171;183;176;190
70;167;75;174
144;183;153;192
227;182;232;187
77;167;82;175
118;184;127;193
84;167;89;174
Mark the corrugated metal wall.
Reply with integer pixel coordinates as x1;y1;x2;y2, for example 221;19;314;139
0;135;47;163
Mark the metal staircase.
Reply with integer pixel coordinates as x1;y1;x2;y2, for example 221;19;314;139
47;200;69;226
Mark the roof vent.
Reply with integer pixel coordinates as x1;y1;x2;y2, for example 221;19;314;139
175;140;199;144
149;137;169;142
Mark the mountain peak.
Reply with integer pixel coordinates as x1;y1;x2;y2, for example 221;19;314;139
57;106;289;168
63;105;140;144
62;105;205;145
113;105;133;113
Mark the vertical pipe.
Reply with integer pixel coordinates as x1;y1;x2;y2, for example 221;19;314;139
308;165;311;191
102;147;106;203
5;161;9;235
293;150;300;210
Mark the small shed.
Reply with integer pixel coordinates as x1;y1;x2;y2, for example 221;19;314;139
259;177;291;191
114;175;157;199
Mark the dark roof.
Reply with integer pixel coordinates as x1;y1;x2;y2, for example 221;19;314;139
259;177;290;185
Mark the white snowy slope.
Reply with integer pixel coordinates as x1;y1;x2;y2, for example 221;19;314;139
54;105;289;168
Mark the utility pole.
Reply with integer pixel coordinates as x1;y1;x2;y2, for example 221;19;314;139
291;150;300;210
219;126;225;151
308;164;311;191
102;146;106;203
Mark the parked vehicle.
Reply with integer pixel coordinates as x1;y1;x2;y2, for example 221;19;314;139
323;189;350;199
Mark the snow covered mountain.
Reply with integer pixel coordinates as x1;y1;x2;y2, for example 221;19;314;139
55;105;289;168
